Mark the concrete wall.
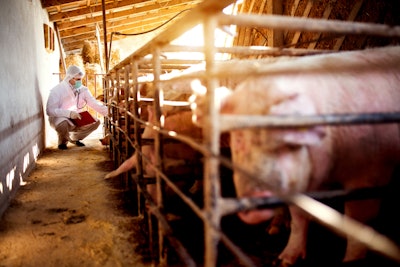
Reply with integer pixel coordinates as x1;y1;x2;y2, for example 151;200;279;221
0;0;60;216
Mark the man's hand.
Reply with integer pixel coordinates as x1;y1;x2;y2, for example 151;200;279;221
70;111;82;120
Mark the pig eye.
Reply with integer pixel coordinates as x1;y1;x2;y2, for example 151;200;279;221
286;144;301;151
278;144;301;153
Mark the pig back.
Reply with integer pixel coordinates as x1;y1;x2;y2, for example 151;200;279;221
222;46;400;193
292;46;400;188
163;111;203;161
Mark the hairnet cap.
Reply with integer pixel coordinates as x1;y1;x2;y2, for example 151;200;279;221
67;65;85;78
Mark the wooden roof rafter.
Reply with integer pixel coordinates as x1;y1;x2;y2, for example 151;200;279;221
42;0;203;54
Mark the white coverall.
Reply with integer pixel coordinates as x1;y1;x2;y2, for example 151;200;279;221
46;69;108;145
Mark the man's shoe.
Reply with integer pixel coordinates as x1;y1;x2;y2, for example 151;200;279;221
58;144;68;150
75;140;85;147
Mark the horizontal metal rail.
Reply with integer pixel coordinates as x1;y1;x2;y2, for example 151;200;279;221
220;112;400;131
216;13;400;37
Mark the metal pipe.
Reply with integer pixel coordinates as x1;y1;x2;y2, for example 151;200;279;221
220;112;400;132
101;0;109;73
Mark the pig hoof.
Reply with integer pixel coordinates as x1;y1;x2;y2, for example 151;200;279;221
272;258;285;267
272;258;297;267
268;225;281;235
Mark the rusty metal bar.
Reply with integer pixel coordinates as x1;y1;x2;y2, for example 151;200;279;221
220;112;400;132
216;13;400;37
163;44;332;56
220;187;388;216
131;60;146;217
151;45;168;266
130;171;196;267
203;14;223;267
290;194;400;263
123;66;131;187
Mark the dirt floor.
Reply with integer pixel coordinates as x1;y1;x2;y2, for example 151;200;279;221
1;127;399;267
0;130;151;267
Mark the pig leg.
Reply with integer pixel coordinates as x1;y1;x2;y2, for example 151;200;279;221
99;133;111;146
343;199;381;262
267;206;290;235
105;106;156;180
278;206;308;266
104;153;137;179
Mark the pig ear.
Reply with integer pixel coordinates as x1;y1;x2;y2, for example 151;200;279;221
269;93;316;116
270;93;326;145
279;127;326;146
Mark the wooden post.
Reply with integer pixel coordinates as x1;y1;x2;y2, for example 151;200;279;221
54;22;66;73
267;0;283;47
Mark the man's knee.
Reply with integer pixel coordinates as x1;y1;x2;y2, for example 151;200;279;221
55;120;71;133
84;120;100;131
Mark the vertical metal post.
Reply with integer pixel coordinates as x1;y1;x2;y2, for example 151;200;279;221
101;0;109;73
103;74;111;140
203;15;222;267
124;65;131;188
131;60;144;217
152;45;167;266
115;70;122;172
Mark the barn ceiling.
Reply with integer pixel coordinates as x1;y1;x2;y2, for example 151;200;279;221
41;0;203;55
42;0;400;60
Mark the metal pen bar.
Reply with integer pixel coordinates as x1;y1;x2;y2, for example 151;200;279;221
216;13;400;37
129;173;197;267
220;186;388;216
289;194;400;263
220;112;400;131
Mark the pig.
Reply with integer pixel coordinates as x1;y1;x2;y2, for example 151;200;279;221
104;105;204;203
99;133;111;146
193;46;400;266
104;77;197;180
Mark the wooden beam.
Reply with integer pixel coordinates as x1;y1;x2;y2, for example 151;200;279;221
48;0;146;21
60;11;184;40
41;0;79;8
95;23;105;73
62;0;236;53
333;0;364;51
57;2;198;31
235;0;247;47
54;22;67;73
308;0;334;49
258;0;267;15
267;0;283;47
61;22;165;51
112;0;236;68
290;0;314;46
49;0;191;21
284;0;300;38
241;0;257;46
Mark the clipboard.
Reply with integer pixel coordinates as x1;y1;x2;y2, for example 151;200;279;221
71;111;96;126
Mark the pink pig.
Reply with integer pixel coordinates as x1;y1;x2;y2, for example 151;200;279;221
215;46;400;266
105;106;203;197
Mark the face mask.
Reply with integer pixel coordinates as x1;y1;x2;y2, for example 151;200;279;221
74;80;82;89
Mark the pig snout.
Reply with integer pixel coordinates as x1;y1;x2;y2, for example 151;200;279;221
231;129;314;225
237;191;276;224
231;130;313;194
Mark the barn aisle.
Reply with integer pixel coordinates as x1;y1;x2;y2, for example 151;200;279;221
0;127;150;267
